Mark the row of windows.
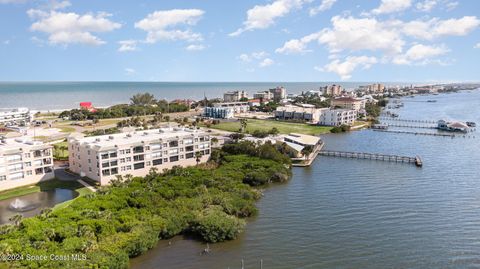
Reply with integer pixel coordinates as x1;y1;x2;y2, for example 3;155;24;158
0;167;53;181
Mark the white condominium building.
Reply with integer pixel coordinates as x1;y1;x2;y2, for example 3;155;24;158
319;109;357;126
0;137;54;191
213;102;249;113
0;107;33;126
331;97;366;111
68;127;211;186
223;90;249;102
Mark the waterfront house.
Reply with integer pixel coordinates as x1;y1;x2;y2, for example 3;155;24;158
437;120;470;133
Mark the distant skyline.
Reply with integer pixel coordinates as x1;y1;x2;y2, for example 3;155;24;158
0;0;479;82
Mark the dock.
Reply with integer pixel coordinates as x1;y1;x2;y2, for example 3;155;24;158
372;129;457;137
319;150;423;167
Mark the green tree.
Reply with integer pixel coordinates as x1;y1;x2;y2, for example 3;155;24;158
130;93;156;106
195;151;204;165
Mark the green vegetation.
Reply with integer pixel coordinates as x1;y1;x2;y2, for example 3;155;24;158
0;143;291;269
84;127;121;137
365;99;388;118
330;124;351;133
53;141;69;161
58;93;189;121
204;119;332;135
0;179;86;201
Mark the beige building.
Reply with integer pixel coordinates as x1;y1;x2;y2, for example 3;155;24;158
274;105;323;123
331;97;365;111
253;91;273;101
223;91;249;102
269;87;287;102
0;137;54;191
68;127;211;186
323;84;343;96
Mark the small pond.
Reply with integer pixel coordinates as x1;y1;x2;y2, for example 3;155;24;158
0;188;78;224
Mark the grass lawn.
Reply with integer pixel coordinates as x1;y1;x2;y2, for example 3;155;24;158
204;119;332;135
0;179;88;201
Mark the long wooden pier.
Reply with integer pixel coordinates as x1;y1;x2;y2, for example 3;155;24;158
379;117;436;124
319;150;423;167
372;129;456;137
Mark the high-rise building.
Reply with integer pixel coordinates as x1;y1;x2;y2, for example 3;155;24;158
323;85;343;96
68;127;211;186
269;87;287;102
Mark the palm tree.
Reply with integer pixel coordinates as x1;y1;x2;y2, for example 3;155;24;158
130;92;156;106
240;119;248;133
195;151;203;166
301;145;314;160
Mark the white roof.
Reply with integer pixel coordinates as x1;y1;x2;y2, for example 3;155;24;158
0;137;47;153
284;133;321;146
70;127;208;151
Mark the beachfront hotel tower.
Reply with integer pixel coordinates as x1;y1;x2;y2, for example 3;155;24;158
0;137;54;191
67;127;211;186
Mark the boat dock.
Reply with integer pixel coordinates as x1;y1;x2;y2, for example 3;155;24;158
379;117;436;124
319;150;423;167
372;129;456;137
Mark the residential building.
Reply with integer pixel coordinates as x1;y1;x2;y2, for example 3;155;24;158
323;84;343;96
269;86;287;102
360;83;385;94
0;137;54;191
204;107;234;119
319;109;357;126
0;107;34;126
253;91;273;101
274;105;324;123
331;97;366;111
282;133;323;158
223;90;249;102
68;127;211;186
213;102;249;113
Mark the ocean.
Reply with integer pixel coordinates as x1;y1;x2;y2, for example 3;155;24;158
0;81;407;111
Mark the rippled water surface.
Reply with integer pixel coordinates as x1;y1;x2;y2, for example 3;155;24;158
131;90;480;269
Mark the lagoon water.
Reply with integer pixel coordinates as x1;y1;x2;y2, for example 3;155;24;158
0;82;404;111
131;90;480;269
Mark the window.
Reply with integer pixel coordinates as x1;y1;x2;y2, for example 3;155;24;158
145;146;150;151
24;153;31;158
119;150;125;155
125;149;131;154
89;167;92;172
205;149;210;155
35;168;43;175
25;162;32;167
44;167;53;173
185;146;194;152
102;162;110;168
87;150;91;155
169;149;179;155
150;144;161;150
111;167;118;175
0;175;6;181
134;162;145;170
126;157;132;162
133;146;144;154
120;158;126;163
169;140;179;147
146;161;151;166
184;138;193;145
101;153;109;159
186;152;194;159
110;152;117;158
153;159;162;166
88;159;91;164
110;160;118;166
9;172;24;180
169;156;179;162
33;150;42;158
102;169;110;176
134;155;144;162
26;171;33;176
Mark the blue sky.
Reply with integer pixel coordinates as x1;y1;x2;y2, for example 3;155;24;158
0;0;479;82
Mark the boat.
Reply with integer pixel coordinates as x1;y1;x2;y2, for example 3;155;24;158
466;122;476;127
427;100;437;103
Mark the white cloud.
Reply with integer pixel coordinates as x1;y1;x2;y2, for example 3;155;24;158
259;58;275;67
237;51;269;62
3;40;10;45
403;16;480;40
50;0;71;10
309;0;337;16
445;1;458;10
372;0;412;15
125;68;136;75
321;56;377;80
118;40;138;52
135;9;204;43
275;32;320;54
229;0;310;36
474;43;480;49
319;16;405;54
28;10;121;46
416;0;437;12
393;44;449;65
185;44;205;51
